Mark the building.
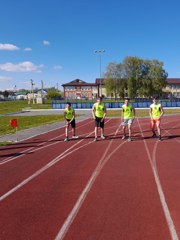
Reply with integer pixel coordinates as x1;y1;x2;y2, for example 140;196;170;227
163;78;180;98
62;79;98;99
62;78;180;99
27;89;47;104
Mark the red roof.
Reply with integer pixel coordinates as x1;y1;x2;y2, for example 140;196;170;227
62;79;97;87
166;78;180;84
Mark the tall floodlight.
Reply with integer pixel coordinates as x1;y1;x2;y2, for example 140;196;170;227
94;50;105;96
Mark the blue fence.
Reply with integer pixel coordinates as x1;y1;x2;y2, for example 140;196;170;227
52;101;180;109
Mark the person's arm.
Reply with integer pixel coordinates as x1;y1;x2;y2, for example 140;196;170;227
64;111;66;121
132;107;136;118
160;106;164;119
103;105;107;119
70;109;75;122
121;108;124;122
149;107;153;119
92;104;96;119
64;111;69;126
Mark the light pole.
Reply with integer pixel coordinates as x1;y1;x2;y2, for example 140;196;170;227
94;50;105;96
29;79;35;104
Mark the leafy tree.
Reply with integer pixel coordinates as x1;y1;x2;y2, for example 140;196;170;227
3;90;9;98
46;88;62;99
105;62;126;99
104;57;168;98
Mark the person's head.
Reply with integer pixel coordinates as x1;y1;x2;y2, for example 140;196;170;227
66;102;71;109
152;97;158;104
97;96;102;104
124;97;130;105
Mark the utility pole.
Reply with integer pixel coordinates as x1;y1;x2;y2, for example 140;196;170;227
94;50;105;96
28;79;35;104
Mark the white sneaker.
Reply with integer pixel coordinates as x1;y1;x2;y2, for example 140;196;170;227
101;135;105;140
72;136;79;139
94;138;98;142
122;135;126;140
64;137;68;142
128;137;132;142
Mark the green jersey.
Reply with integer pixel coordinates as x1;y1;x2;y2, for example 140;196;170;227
150;103;161;119
122;104;133;119
94;102;105;118
65;108;74;120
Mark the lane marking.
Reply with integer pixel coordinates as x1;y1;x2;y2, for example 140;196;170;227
137;118;179;240
54;125;129;240
0;118;113;201
0;133;94;202
0;119;94;165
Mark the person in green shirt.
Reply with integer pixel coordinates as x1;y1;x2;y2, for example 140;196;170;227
121;98;135;142
92;96;107;142
149;97;164;141
64;102;78;142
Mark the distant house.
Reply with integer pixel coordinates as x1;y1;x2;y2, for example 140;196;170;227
27;89;47;101
62;79;98;99
15;93;28;100
163;78;180;98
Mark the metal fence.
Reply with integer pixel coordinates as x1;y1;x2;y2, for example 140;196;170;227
52;100;180;109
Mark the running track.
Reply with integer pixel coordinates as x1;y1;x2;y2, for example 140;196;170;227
0;115;180;240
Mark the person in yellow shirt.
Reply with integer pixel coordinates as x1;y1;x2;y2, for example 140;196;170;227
92;96;107;142
121;98;135;142
64;102;78;142
149;97;164;141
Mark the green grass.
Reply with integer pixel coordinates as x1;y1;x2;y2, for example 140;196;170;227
0;100;52;115
0;115;64;137
107;108;180;117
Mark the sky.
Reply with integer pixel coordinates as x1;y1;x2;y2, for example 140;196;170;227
0;0;180;91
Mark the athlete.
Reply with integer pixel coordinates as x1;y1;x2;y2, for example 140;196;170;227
121;98;135;142
64;102;78;142
92;96;107;142
149;97;164;141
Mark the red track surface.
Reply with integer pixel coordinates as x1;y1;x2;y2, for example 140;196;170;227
0;115;180;240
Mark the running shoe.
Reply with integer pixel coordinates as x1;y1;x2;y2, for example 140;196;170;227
64;137;68;142
122;135;126;140
94;138;98;142
101;135;105;140
152;132;156;138
158;136;162;141
72;136;79;139
128;137;132;142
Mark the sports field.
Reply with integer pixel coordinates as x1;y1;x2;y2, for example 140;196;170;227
0;115;180;240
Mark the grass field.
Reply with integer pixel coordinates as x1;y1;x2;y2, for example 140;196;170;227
107;108;180;117
0;100;52;115
0;115;64;137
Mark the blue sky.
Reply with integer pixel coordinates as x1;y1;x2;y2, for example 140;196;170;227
0;0;180;91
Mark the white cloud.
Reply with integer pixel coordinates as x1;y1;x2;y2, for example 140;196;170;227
0;43;20;51
43;40;50;46
24;47;32;52
0;76;12;82
53;65;63;70
0;61;44;73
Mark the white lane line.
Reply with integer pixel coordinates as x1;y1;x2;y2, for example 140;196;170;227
54;125;127;240
137;118;179;240
0;119;94;165
0;132;94;202
0;118;113;202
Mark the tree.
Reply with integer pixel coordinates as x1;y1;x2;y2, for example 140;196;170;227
105;62;125;99
104;57;168;98
46;88;62;99
3;90;9;98
123;57;143;98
